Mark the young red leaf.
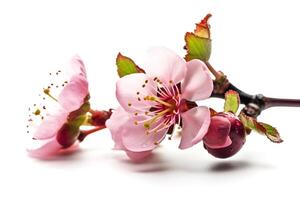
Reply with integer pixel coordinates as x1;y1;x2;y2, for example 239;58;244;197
194;13;212;39
209;107;218;116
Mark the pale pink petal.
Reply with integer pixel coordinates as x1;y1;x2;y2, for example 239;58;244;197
181;59;213;101
105;107;130;150
179;106;211;149
69;55;87;78
116;73;156;113
33;108;69;140
58;75;89;112
203;115;232;149
143;47;187;84
27;137;62;158
121;116;167;152
106;107;165;153
125;150;152;161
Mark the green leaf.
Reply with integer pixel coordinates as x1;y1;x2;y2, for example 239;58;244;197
184;32;211;62
116;53;145;77
239;112;283;143
224;90;240;114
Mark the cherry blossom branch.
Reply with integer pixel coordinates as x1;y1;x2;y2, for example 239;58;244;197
263;97;300;109
206;62;300;117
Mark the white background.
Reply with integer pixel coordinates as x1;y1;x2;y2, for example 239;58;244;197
1;0;300;199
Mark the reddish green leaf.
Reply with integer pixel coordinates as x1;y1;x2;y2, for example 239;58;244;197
260;123;283;143
224;90;240;114
184;32;211;62
116;53;145;78
184;14;212;62
239;112;283;143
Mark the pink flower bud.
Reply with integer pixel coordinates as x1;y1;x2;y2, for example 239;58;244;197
56;124;79;148
203;112;246;158
89;110;112;127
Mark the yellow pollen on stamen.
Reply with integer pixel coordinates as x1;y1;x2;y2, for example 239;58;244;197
134;121;138;125
144;123;150;129
128;103;132;107
33;109;41;116
43;88;58;102
144;96;173;108
143;108;172;130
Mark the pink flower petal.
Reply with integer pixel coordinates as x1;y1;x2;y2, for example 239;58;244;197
203;115;232;149
119;113;167;152
58;75;89;112
69;55;87;78
27;137;62;158
105;107;165;155
179;106;211;149
181;59;213;101
125;150;152;161
33;108;69;140
116;73;156;113
105;107;130;150
143;47;187;84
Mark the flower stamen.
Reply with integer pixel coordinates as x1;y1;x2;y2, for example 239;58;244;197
144;96;173;108
43;88;58;102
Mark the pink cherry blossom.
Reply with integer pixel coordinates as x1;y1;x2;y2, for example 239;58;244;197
27;56;89;158
106;47;213;160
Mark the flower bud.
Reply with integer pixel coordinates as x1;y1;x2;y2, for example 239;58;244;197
203;112;246;158
56;123;80;148
89;110;112;127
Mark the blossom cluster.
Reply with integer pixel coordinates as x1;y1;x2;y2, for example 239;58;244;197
27;14;282;161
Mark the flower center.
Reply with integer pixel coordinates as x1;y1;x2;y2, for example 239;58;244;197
130;77;183;137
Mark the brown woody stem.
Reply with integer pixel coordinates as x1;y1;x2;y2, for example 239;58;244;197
206;62;300;117
263;97;300;109
205;61;223;80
